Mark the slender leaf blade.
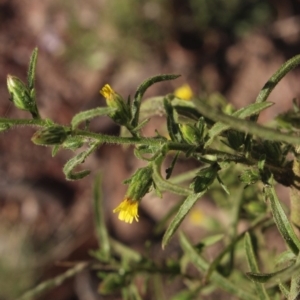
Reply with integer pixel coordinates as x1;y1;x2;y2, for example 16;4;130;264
264;185;300;255
206;102;273;147
162;192;204;248
244;232;270;300
63;141;99;180
71;107;116;129
27;47;38;90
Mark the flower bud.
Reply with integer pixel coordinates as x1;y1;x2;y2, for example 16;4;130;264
7;75;31;110
100;84;131;125
125;166;153;201
262;140;282;163
227;130;245;150
191;163;220;193
7;75;39;118
174;84;193;100
31;126;70;145
113;166;153;223
180;123;202;145
239;169;260;185
98;273;125;295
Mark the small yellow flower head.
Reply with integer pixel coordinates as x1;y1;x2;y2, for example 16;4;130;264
174;84;193;101
100;84;115;102
113;198;139;223
99;84;131;125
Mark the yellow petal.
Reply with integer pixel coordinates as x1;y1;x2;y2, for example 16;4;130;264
174;84;193;100
113;198;139;223
100;84;115;100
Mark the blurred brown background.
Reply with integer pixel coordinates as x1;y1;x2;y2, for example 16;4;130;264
1;0;300;299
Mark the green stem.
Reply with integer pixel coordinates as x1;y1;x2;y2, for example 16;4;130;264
0;118;47;126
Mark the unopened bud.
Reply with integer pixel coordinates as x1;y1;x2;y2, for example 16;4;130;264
125;166;153;201
239;169;260;185
227;130;245;150
180;123;202;145
31;126;70;145
191;163;220;193
100;84;131;125
7;75;39;118
7;75;31;110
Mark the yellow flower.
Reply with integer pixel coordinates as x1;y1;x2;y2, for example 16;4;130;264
113;198;139;223
174;84;193;100
100;84;115;102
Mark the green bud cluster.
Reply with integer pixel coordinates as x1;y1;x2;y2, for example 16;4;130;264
227;130;245;150
180;117;206;145
262;140;282;163
191;163;220;193
31;126;71;145
7;75;39;118
239;169;261;186
125;166;153;201
100;84;131;126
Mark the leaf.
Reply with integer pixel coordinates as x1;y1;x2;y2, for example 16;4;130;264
278;283;289;298
163;97;182;142
27;47;38;91
162;192;205;248
264;185;300;255
63;141;99;180
152;155;191;196
205;101;273;147
166;152;179;179
246;265;293;283
131;74;180;128
244;232;270;300
289;251;300;300
194;98;300;145
71;107;116;129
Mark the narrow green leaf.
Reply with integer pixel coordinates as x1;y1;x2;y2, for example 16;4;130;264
194;98;300;145
162;192;205;248
205;101;273;147
244;232;270;300
289;251;300;300
131;74;180;127
152;156;192;196
278;283;289;298
179;232;257;300
253;54;300;122
51;145;60;157
166;152;179;179
154;199;184;235
264;185;300;255
246;265;293;283
93;173;111;261
164;97;182;142
63;141;99;180
71;107;116;129
27;47;38;91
